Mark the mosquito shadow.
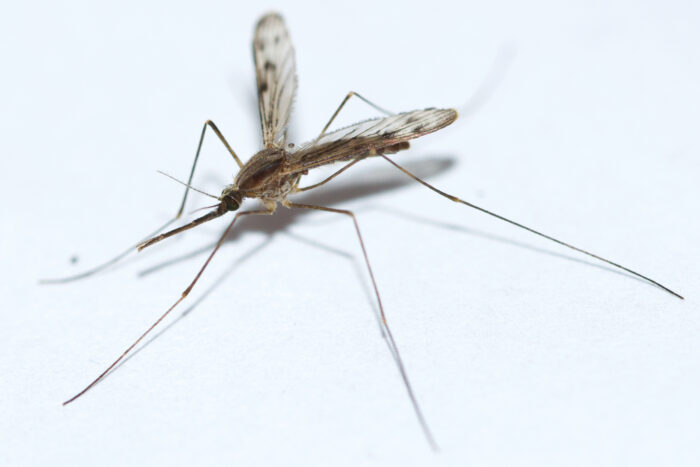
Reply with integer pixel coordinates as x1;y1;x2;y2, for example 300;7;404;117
104;235;274;382
120;226;384;392
138;156;455;275
280;230;384;334
367;205;656;289
138;242;218;278
230;156;454;237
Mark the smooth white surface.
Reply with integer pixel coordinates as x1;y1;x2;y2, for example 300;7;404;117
2;1;699;465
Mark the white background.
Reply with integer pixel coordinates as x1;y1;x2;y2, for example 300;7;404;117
2;1;699;466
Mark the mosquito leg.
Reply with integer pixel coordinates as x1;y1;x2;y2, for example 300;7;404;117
40;120;242;284
295;159;361;192
62;209;272;406
295;90;403;192
380;155;683;300
287;202;438;451
177;120;243;217
314;91;395;142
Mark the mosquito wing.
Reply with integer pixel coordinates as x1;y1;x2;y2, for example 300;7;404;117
253;13;297;148
287;108;458;173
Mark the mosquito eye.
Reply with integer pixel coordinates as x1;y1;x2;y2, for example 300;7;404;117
224;196;239;211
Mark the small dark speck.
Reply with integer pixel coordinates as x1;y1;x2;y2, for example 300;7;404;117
406;116;418;123
288;143;295;148
259;81;268;93
413;124;424;132
70;255;79;265
264;61;276;71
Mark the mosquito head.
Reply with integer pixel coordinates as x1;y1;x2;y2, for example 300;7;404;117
219;185;242;212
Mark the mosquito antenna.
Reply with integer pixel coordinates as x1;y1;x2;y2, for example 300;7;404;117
381;155;683;300
157;170;218;200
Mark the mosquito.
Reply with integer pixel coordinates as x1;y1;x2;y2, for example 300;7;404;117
46;12;682;451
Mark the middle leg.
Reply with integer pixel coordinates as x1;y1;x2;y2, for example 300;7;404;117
287;201;437;450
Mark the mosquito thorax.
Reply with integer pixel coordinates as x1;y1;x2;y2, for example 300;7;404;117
219;186;242;212
233;147;288;192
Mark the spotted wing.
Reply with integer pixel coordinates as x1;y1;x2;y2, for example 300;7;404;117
287;108;458;173
253;13;297;148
